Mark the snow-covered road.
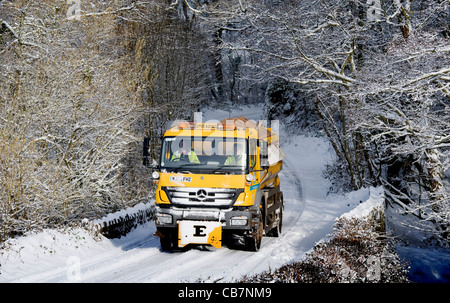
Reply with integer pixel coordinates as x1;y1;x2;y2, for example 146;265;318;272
0;106;374;283
0;135;371;283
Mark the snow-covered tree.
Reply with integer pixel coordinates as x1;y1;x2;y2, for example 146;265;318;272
0;0;158;240
192;0;450;245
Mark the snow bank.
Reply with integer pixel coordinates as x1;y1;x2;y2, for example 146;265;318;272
340;186;384;220
92;202;152;225
86;202;155;239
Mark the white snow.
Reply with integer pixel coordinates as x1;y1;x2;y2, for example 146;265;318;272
340;186;384;220
0;105;446;283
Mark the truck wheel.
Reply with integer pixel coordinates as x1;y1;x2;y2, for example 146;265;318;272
158;228;178;251
267;206;283;237
246;213;263;252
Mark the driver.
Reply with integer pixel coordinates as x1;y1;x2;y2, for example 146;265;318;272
171;139;200;164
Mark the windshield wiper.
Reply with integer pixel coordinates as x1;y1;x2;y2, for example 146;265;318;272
172;163;202;173
210;165;243;174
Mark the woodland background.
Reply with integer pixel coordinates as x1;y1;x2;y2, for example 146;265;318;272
0;0;449;249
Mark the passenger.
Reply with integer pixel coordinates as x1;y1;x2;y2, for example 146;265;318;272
225;143;244;166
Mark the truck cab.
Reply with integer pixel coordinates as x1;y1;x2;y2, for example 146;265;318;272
145;117;284;251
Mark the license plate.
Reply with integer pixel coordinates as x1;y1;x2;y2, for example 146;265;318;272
178;220;222;248
170;176;192;183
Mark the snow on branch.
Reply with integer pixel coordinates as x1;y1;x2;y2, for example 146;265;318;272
1;20;18;38
83;3;137;17
406;68;450;87
169;0;201;14
227;46;357;85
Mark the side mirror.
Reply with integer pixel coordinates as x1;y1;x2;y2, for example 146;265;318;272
259;140;269;169
143;137;160;169
261;156;269;170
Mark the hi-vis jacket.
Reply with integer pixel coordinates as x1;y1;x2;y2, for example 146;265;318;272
224;155;243;165
171;150;200;163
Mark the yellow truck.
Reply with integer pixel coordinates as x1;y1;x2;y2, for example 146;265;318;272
144;116;285;251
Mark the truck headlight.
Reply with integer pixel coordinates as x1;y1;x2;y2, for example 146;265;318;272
156;213;172;224
230;216;248;226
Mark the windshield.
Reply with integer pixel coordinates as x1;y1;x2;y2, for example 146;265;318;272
160;136;247;174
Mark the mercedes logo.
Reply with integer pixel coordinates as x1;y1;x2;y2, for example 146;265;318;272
197;189;207;200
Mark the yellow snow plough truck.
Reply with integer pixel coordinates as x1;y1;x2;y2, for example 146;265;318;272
144;116;286;251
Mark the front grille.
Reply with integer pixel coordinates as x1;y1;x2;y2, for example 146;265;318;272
164;187;241;207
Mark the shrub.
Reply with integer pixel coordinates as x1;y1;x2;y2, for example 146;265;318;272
239;215;409;283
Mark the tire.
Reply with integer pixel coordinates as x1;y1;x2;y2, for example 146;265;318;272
266;192;283;237
267;206;283;237
158;228;178;251
246;212;263;252
223;231;246;250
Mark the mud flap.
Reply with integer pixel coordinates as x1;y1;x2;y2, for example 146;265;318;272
178;220;222;249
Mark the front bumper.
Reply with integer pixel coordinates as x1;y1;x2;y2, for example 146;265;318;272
154;206;253;230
